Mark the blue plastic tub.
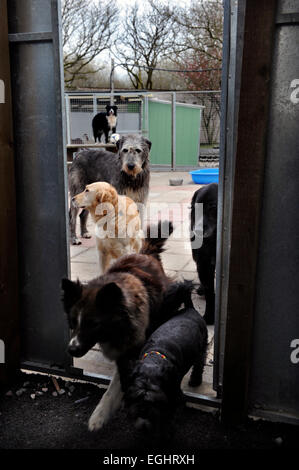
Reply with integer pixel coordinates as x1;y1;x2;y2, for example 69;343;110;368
190;168;219;184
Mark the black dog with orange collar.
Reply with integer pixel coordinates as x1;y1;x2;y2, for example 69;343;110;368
124;307;208;435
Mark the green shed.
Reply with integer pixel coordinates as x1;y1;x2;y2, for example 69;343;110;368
146;98;204;168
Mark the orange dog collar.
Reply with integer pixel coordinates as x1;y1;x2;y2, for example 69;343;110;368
142;351;166;361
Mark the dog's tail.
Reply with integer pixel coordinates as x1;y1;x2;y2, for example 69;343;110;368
140;220;174;261
161;280;194;312
149;280;195;334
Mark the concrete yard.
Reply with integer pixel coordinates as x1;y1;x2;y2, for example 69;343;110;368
70;171;216;399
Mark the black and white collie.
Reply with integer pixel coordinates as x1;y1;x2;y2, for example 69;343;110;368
92;105;118;143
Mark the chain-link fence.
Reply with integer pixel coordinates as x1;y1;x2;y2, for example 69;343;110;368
153;91;221;146
65;91;220;167
65;93;144;144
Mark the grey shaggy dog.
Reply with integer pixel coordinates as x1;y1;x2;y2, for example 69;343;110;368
68;134;151;245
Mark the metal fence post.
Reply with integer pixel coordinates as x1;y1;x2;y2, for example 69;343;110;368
65;94;71;145
110;58;114;106
144;95;149;137
171;92;176;171
93;94;97;118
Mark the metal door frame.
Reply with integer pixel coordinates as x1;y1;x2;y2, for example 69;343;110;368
8;0;71;372
213;0;245;396
9;0;298;425
7;0;226;410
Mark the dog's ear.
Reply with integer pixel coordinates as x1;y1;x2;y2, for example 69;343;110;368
96;282;124;311
61;278;82;313
144;138;152;151
112;105;118;112
106;104;110;111
116;136;125;150
96;186;118;206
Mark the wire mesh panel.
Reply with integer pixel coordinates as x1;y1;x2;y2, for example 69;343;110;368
174;92;221;145
188;92;221;146
65;90;220;150
176;91;221;166
68;96;94;144
112;95;143;136
66;93;144;144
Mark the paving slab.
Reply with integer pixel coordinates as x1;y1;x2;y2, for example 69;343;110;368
161;252;191;271
70;245;90;259
71;262;99;282
72;247;98;264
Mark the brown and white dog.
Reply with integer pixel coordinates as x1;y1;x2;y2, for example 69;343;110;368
72;182;143;273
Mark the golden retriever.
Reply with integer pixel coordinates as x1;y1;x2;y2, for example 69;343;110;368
72;182;143;273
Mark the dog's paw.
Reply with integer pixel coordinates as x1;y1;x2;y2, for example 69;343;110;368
81;232;92;239
88;407;107;432
71;237;82;245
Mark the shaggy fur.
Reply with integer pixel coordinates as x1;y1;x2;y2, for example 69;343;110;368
190;183;218;325
124;307;208;435
68;134;151;245
92;105;118;143
72;182;143;273
61;221;192;431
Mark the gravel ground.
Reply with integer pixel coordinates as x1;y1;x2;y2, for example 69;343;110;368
0;372;298;451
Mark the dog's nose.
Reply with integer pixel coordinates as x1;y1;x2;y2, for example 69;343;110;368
127;163;135;170
68;337;83;357
68;343;83;357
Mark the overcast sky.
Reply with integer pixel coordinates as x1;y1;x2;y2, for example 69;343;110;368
115;0;191;9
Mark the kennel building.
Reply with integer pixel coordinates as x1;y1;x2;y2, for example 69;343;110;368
1;0;299;425
65;91;204;169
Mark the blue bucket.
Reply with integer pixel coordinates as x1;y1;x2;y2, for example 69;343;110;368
190;168;219;184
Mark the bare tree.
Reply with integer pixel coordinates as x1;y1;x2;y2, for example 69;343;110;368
69;61;131;90
171;0;223;63
149;61;187;90
152;0;223;90
175;0;223;143
151;0;222;144
115;1;178;90
62;0;118;88
197;92;221;145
